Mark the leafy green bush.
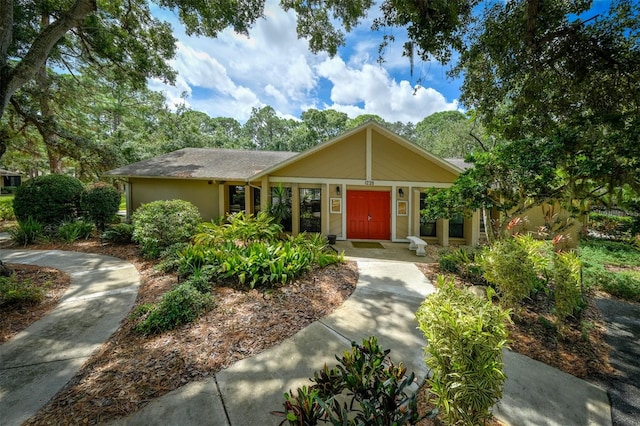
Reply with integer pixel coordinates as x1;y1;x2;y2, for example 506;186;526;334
0;275;46;307
101;223;134;244
57;220;94;243
478;235;546;310
416;276;510;426
601;272;640;302
273;336;421;425
132;200;201;259
9;217;44;246
134;282;214;335
553;251;584;326
0;196;15;221
178;215;343;289
194;211;283;247
13;174;84;225
81;183;121;232
438;248;486;285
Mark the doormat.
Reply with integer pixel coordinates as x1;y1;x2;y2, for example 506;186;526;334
351;242;384;249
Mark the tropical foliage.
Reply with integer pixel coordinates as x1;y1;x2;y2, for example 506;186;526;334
416;276;510;426
273;336;421;425
178;212;342;289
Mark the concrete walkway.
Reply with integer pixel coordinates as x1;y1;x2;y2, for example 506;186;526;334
0;249;140;426
0;249;612;425
595;297;640;426
110;258;611;426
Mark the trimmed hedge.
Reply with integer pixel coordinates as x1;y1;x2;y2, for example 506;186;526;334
81;183;121;232
13;174;84;225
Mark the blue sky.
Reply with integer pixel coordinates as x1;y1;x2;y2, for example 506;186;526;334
149;0;611;124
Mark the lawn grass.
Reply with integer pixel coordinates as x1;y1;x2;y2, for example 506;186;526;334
579;238;640;302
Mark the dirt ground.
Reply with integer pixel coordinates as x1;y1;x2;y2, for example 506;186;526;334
1;239;614;425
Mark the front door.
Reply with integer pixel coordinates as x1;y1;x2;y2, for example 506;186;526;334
347;190;390;239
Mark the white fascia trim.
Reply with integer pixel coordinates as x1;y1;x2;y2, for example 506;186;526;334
266;176;453;188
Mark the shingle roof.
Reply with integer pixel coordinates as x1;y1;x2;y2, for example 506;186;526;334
105;148;298;181
444;158;473;170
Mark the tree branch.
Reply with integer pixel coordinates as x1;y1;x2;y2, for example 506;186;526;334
1;0;97;115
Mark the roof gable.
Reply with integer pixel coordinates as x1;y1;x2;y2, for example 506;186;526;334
250;121;463;181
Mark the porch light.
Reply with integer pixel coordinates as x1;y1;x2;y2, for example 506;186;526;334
336;186;341;195
398;188;404;198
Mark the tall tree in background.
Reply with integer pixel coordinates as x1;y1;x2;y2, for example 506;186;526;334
415;111;491;158
0;0;376;162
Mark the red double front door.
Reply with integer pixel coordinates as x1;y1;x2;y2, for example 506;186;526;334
347;190;390;240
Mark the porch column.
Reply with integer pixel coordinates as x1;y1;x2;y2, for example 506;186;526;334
260;177;269;210
466;210;480;246
322;183;329;235
244;185;251;214
291;183;300;235
438;218;449;247
218;183;226;216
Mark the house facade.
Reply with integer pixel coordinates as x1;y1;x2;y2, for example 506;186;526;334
106;121;480;246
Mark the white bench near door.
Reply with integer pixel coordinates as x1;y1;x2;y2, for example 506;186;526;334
407;236;427;257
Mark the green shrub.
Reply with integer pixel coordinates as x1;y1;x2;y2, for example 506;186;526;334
438;248;486;285
194;211;283;247
13;174;84;225
273;336;420;425
600;272;640;302
81;183;121;232
9;217;44;246
416;276;510;426
0;196;15;221
101;223;134;244
438;252;459;273
478;235;545;310
135;282;214;335
179;228;342;289
553;251;584;326
57;220;94;243
132;200;201;259
0;275;46;307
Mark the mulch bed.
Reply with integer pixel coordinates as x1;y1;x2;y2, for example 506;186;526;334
2;239;359;425
0;264;71;343
1;237;616;425
416;262;615;382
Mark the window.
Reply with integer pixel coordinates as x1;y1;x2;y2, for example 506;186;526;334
419;193;436;237
449;213;464;238
300;188;321;233
229;185;245;213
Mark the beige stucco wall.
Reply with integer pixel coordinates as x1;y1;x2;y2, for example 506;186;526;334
515;202;585;245
130;178;220;221
371;131;457;182
271;133;366;179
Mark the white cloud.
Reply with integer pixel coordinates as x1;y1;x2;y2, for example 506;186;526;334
149;0;460;124
317;57;458;123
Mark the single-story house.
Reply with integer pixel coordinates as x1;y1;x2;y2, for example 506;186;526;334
105;121;481;246
0;169;22;193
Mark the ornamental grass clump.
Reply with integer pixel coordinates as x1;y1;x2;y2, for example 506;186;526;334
416;276;511;426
